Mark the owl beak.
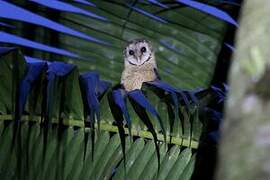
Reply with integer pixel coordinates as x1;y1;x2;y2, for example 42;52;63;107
136;56;141;64
135;50;142;64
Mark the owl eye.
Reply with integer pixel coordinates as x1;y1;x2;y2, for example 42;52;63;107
129;50;134;55
141;47;146;53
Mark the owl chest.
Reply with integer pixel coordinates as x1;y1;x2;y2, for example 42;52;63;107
122;69;156;91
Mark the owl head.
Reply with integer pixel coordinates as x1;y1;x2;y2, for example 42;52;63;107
123;39;155;67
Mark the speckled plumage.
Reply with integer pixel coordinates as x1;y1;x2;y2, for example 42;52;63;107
121;39;159;91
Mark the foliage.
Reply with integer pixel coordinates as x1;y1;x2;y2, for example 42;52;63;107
0;0;238;179
0;46;225;180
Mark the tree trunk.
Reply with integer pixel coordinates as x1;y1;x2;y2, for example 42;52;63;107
217;0;270;180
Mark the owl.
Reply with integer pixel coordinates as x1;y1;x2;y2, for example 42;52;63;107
121;39;160;91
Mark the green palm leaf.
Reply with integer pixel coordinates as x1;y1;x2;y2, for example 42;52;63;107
0;1;237;179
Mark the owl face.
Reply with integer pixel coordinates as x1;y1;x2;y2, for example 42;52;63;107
123;39;154;66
